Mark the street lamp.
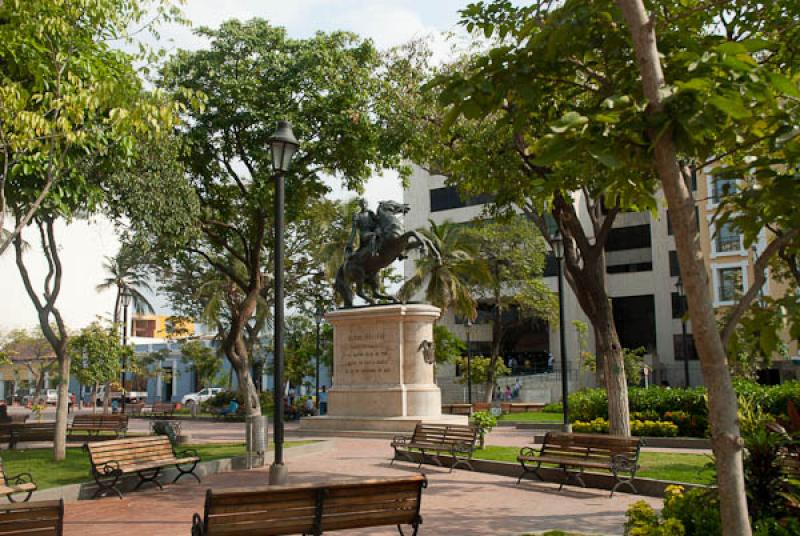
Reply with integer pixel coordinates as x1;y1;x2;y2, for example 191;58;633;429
268;120;299;485
550;230;570;432
314;304;324;411
465;319;473;405
120;287;133;413
675;277;690;388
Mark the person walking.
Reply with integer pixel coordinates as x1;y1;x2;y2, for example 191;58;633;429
319;386;328;415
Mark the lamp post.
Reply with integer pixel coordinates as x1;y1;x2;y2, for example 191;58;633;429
314;304;324;410
120;287;132;413
465;319;473;405
551;231;570;432
675;277;690;388
268;120;299;485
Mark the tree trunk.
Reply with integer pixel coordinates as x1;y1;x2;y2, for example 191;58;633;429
232;358;261;417
53;345;70;461
92;383;98;414
595;303;629;436
102;381;111;415
614;1;751;533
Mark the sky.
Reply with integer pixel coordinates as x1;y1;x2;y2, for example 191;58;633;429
0;0;474;333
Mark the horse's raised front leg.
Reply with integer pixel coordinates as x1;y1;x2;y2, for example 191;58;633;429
355;278;375;305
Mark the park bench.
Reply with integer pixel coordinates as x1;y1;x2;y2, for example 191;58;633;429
0;458;37;502
0;499;63;536
124;402;145;416
69;414;128;440
191;475;427;536
501;402;545;413
441;403;472;415
517;431;643;496
84;435;201;499
150;401;178;416
8;422;56;449
391;422;478;471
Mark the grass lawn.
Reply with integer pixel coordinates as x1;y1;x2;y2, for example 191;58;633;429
474;445;715;485
497;411;564;422
0;441;313;490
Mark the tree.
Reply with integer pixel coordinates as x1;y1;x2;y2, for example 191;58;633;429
464;217;556;401
96;246;156;328
150;20;409;417
2;0;188;460
433;325;465;365
69;322;130;414
386;40;641;435
450;1;800;532
0;0;185;256
179;340;223;391
0;328;56;402
400;220;486;320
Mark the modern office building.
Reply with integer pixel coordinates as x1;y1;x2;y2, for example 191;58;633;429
403;165;799;402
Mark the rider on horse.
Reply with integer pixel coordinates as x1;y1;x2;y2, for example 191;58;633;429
345;198;380;258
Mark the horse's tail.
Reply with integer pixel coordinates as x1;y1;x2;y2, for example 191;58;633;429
334;263;353;308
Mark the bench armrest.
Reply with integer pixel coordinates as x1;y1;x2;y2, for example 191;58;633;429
6;471;34;487
391;435;411;446
518;446;537;458
93;460;122;476
191;512;205;536
177;448;200;459
611;453;639;472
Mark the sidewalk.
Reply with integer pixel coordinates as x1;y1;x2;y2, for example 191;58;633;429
63;437;660;536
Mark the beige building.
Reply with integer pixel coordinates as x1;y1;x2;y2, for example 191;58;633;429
402;165;799;403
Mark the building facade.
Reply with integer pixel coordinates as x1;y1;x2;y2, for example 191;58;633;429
403;165;799;402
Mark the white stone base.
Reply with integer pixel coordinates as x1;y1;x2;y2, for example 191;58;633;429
299;414;468;434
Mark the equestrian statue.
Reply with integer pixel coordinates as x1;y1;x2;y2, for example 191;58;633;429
335;199;441;307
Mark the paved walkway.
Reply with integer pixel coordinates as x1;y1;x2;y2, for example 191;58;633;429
63;436;660;535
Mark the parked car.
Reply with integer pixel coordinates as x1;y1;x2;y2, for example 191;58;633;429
181;387;224;407
95;386;148;406
20;388;58;405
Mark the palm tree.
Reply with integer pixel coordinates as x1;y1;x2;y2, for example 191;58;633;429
96;247;156;328
399;220;488;320
316;197;361;280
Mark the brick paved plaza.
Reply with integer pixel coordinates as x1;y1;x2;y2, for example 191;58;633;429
49;419;662;536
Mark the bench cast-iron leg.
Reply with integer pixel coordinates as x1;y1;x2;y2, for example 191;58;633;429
135;468;163;491
174;461;202;484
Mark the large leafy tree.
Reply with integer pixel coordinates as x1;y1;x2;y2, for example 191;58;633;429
152;20;408;417
454;1;800;533
0;328;56;402
464;217;556;401
69;322;131;414
2;0;188;461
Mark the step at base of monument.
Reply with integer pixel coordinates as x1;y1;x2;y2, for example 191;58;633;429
298;415;468;434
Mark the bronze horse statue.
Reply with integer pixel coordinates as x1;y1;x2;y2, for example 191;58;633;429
335;200;441;307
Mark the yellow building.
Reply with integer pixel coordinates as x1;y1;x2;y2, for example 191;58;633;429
131;314;195;340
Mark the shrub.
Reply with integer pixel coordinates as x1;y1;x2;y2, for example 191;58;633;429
624;485;721;536
572;418;678;437
470;410;497;448
663;411;709;438
201;390;274;416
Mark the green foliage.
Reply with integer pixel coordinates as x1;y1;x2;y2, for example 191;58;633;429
625;486;721;536
568;387;710;428
452;355;510;385
433;325;465;365
202;390;274;417
179;340;223;389
576;319;646;385
470;410;497;448
68;322;131;388
572;418;678;437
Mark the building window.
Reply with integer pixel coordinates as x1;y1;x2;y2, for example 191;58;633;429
133;319;156;338
715;265;745;305
669;250;680;277
673;334;698;360
713;221;743;255
429;186;493;212
671;292;685;319
605;224;651;251
710;177;738;205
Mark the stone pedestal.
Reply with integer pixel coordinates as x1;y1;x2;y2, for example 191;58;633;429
300;303;467;433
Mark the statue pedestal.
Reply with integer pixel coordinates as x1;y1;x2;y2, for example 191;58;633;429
300;304;467;433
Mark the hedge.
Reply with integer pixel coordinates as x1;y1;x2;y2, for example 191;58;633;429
572;418;679;437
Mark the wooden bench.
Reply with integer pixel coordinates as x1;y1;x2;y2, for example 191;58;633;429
0;458;37;502
517;431;643;496
441;403;472;415
391;423;478;472
150;402;177;416
84;435;201;499
0;499;63;536
69;414;128;440
191;475;427;536
8;422;56;449
501;402;545;413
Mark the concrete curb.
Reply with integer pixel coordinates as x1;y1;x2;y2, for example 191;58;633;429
395;449;711;498
20;440;330;504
